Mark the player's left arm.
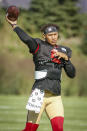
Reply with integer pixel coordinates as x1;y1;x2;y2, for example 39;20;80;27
62;48;76;78
63;60;76;78
52;47;76;78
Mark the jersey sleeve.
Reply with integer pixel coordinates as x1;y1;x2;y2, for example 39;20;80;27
66;47;72;58
63;60;76;78
14;26;38;53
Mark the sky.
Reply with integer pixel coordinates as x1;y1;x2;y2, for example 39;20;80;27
0;0;31;9
0;0;87;12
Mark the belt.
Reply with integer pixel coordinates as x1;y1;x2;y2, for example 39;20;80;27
35;70;47;80
44;90;57;97
35;69;61;81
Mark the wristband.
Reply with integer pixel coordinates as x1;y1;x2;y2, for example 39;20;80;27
11;24;17;27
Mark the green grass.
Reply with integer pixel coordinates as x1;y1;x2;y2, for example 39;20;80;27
0;95;87;131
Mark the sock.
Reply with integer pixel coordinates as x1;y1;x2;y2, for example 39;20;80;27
31;123;39;131
22;122;39;131
51;116;64;131
22;122;33;131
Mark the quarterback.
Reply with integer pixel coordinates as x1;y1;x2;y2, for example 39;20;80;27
6;16;76;131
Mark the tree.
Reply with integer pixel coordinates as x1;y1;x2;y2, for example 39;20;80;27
21;0;83;37
81;27;87;55
0;8;5;28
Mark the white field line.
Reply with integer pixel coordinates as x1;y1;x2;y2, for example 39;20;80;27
40;119;87;127
0;126;87;131
65;129;87;131
65;115;87;118
0;117;86;127
65;108;87;112
0;111;26;114
0;111;86;117
0;106;13;109
0;118;86;127
65;120;87;126
0;118;25;122
0;106;86;113
0;119;47;124
0;105;86;112
0;128;87;131
40;127;51;130
63;102;87;105
0;127;50;131
0;105;21;109
0;127;21;130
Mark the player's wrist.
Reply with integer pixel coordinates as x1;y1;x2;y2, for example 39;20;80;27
64;56;68;61
11;24;17;29
62;54;68;60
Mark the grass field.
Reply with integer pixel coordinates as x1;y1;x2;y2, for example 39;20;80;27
0;95;87;131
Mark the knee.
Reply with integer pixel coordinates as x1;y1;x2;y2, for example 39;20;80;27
51;117;64;131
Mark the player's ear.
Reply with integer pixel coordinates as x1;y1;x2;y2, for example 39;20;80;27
42;33;46;40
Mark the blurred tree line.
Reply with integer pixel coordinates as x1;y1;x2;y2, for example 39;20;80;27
22;0;83;37
81;26;87;55
0;8;4;28
0;0;87;96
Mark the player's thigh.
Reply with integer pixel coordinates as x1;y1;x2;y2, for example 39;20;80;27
45;96;64;120
27;111;39;123
27;99;45;124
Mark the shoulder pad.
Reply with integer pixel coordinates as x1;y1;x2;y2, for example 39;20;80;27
35;38;43;44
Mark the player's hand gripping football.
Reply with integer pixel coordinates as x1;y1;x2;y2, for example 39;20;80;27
52;49;69;61
6;6;19;29
6;15;17;28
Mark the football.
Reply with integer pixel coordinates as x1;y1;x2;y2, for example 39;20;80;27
6;6;19;21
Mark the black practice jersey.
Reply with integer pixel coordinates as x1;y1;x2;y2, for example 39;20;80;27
14;26;76;95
